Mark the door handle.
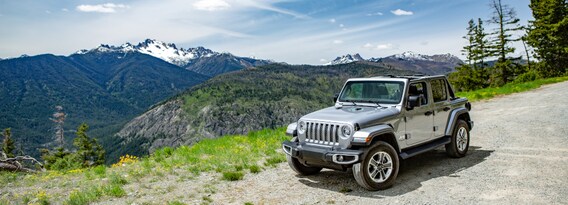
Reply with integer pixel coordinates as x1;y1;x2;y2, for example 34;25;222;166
425;111;433;116
443;107;451;112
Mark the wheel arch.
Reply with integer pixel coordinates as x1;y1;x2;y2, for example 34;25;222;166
353;124;401;153
444;108;472;136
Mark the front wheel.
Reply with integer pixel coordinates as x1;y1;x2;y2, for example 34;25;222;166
352;142;399;190
286;154;322;175
285;137;322;175
445;119;470;158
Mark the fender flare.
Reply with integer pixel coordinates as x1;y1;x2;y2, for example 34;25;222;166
444;107;470;136
353;124;397;148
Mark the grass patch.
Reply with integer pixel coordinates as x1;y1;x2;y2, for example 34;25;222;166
457;76;568;101
168;201;187;205
222;171;244;181
144;128;289;175
249;165;262;174
264;155;286;167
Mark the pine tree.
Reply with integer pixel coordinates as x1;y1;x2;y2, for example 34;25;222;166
487;0;524;85
2;128;15;158
462;19;477;67
526;0;568;77
73;123;105;167
473;18;490;69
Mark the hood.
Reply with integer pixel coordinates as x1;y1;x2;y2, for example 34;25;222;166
300;105;401;127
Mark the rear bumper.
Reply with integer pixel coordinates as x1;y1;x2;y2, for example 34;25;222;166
282;140;363;165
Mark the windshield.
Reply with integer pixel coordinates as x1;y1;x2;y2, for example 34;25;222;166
338;81;404;104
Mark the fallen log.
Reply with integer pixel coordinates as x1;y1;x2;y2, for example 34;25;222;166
0;152;45;173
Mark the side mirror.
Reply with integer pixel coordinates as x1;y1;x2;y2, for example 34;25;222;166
333;93;339;103
407;95;423;110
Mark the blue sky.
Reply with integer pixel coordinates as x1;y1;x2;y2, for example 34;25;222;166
0;0;532;64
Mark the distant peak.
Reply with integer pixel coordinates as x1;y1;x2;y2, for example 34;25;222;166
73;39;219;67
326;53;364;65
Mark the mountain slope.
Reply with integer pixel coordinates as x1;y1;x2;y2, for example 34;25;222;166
0;51;208;159
116;62;416;155
184;53;272;77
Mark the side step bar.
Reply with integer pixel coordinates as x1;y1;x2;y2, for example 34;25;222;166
399;136;451;159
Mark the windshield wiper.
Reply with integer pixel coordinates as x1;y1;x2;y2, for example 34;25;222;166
342;100;358;106
363;100;383;108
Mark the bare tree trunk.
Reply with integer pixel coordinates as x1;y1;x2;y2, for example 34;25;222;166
0;152;45;173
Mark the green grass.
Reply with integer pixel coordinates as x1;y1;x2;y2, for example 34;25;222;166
222;171;244;181
143;127;290;177
456;76;568;101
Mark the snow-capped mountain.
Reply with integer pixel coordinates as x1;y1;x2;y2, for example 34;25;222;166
327;51;463;75
379;51;462;64
76;39;218;67
325;53;364;65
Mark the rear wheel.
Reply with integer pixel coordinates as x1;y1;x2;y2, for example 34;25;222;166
353;142;399;190
445;119;470;158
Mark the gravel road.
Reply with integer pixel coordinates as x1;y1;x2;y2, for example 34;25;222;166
210;81;568;205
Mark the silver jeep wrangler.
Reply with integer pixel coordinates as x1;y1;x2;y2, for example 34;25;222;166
282;75;473;190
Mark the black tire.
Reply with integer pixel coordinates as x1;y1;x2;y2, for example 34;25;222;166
352;142;399;190
286;137;322;175
445;119;470;158
286;154;322;175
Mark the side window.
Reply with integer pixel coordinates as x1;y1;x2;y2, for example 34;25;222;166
409;82;428;105
431;79;448;102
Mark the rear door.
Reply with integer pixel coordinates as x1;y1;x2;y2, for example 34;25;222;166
431;78;451;138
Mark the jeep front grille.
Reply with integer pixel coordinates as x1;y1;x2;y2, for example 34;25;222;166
305;122;340;146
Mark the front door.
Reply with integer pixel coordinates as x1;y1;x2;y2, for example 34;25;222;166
405;82;434;146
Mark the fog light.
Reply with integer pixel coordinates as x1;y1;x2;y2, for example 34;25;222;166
337;155;344;162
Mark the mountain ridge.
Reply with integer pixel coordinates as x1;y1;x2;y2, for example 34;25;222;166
327;52;464;75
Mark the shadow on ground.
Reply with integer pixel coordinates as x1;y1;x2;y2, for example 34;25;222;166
296;146;493;198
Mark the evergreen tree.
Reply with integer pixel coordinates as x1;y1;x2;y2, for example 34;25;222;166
2;128;15;158
73;123;105;167
462;19;477;67
488;0;524;85
473;18;490;69
527;0;568;77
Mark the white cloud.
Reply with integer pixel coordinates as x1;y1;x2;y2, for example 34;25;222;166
339;24;345;28
329;18;336;23
76;3;129;13
61;8;69;12
45;10;51;14
367;12;383;16
391;9;413;16
333;40;343;44
193;0;231;11
376;43;393;50
319;58;328;62
363;43;373;48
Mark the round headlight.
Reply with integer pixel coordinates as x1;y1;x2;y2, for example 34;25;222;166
340;125;353;138
298;120;306;134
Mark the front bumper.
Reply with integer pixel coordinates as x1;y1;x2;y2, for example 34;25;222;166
282;140;363;165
